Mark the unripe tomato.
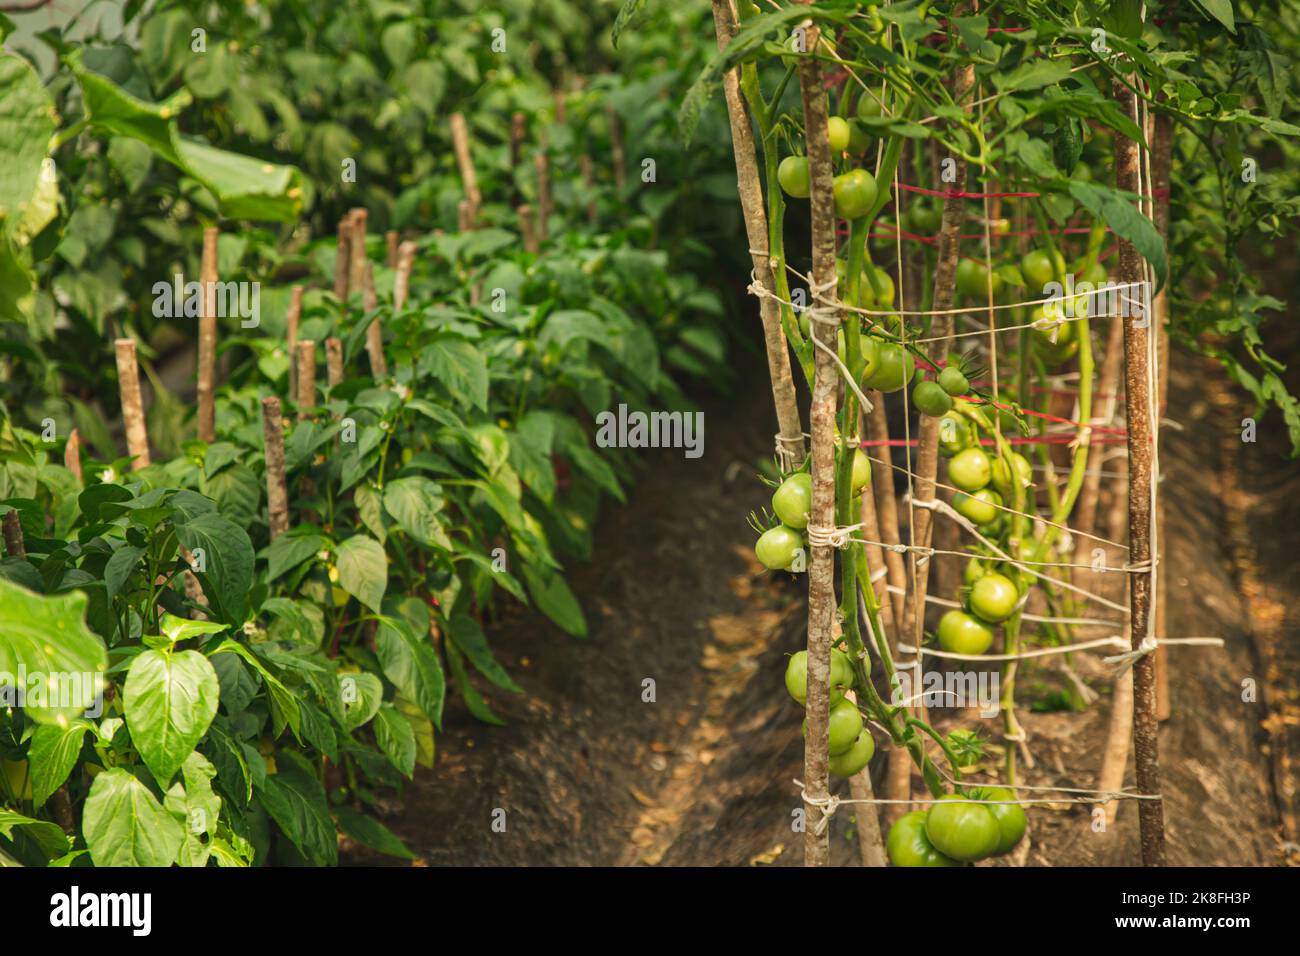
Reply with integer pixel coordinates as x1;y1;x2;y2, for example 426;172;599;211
772;473;813;529
856;90;884;121
906;202;941;234
851;449;872;494
967;785;1028;855
888;810;959;867
862;342;913;393
956;258;1001;299
938;411;972;457
991;452;1033;498
830;647;854;688
846;119;871;155
1078;261;1108;286
833;169;877;220
963;557;990;586
952;487;1002;527
937;609;994;655
784;649;847;706
912;380;953;417
925;793;1002;861
756;525;804;571
947;447;992;492
826;116;850;153
1020;248;1066;289
937;365;968;396
804;697;863;755
778;155;811;199
969;572;1019;623
829;730;875;777
865;265;894;306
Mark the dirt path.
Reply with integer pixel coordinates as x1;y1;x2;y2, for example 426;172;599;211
347;353;1296;867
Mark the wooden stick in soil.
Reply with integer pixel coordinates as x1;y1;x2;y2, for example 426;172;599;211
1151;107;1174;724
796;11;839;868
296;340;316;421
607;104;626;192
1114;80;1165;867
449;112;481;214
325;337;344;389
196;226;219;443
334;218;351;301
286;284;304;404
844;691;887;867
510;111;526;177
348;208;368;300
115;339;151;469
1096;666;1135;826
261;396;290;540
64;428;82;484
2;509;23;559
457;199;475;234
709;0;804;467
534;152;552;241
385;230;399;269
393;240;416;311
518;204;539;254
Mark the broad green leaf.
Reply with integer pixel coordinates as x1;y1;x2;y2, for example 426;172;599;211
1068;181;1168;291
0;578;107;725
174;511;255;625
418;336;488;411
172;136;305;222
374;703;415;777
82;768;184;867
103;544;146;603
374;617;445;729
0;808;70;859
337;671;384;731
334;805;416;860
335;534;387;612
382;477;448;549
0;53;58;235
66;47;189;164
124;648;221;786
445;640;504;726
521;565;588;638
448;612;522;693
27;719;91;808
257;765;337;866
264;532;325;582
163;751;222;867
159;614;228;644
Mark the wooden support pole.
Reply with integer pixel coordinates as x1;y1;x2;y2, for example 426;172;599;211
393;240;416;311
607;104;626;192
1114;79;1165;867
2;509;24;558
1151;107;1174;723
457;199;475;233
518;204;538;254
261;396;290;539
534;152;552;241
385;230;399;269
196;226;219;443
115;338;151;469
296;340;316;420
286;284;303;402
348;208;368;301
334;217;352;301
64;428;83;484
326;337;345;389
510;111;526;176
449;112;481;214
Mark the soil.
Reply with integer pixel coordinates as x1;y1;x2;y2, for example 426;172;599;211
345;349;1298;867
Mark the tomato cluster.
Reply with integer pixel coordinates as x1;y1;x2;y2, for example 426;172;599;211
783;650;875;778
887;787;1026;866
754;453;870;571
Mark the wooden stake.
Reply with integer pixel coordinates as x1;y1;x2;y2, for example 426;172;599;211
261;396;290;539
796;13;838;869
334;218;352;301
1151;107;1174;724
115;339;151;469
534;152;552;241
393;240;416;311
2;509;24;558
510;111;526;175
457;199;475;233
553;88;567;125
286;284;304;402
517;205;538;254
607;104;626;192
580;154;598;223
449;112;482;212
385;230;399;269
326;337;345;388
64;428;83;484
709;0;804;467
296;340;316;419
1114;79;1165;867
348;208;369;301
196;226;219;443
1097;666;1134;825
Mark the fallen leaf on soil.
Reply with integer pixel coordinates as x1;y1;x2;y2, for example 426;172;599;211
749;844;784;866
629;786;658;807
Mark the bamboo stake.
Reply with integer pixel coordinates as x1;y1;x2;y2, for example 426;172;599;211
457;199;475;233
2;509;23;558
296;340;316;420
385;230;399;269
534;152;552;241
866;400;908;635
326;337;344;389
196;227;219;443
286;284;303;403
64;428;82;484
709;0;804;467
845;691;887;867
518;204;538;254
262;396;290;540
796;10;838;868
334;218;352;301
115;339;151;469
1097;666;1134;825
449;112;481;214
607;104;626;192
510;111;526;176
393;240;416;311
1114;79;1165;867
347;209;368;298
1151;107;1173;723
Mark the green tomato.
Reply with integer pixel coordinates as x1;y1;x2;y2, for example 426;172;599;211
969;572;1019;623
831;647;854;688
938;411;972;457
756;525;804;572
827;116;850;153
862;342;914;393
856;89;885;121
956;258;1002;300
851;449;872;494
1020;248;1066;289
912;380;953;417
1078;261;1108;286
991;452;1033;498
864;265;894;306
937;609;994;655
887;810;959;867
778;155;811;199
829;730;875;777
937;365;969;396
784;649;850;706
772;472;813;530
925;793;1002;862
963;557;990;587
833;169;877;220
905;202;941;234
804;697;864;755
947;447;992;492
967;786;1028;856
952;487;1002;527
846;119;871;155
945;729;984;768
